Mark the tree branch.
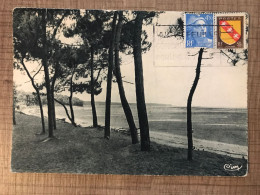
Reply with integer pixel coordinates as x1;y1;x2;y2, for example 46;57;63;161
122;80;134;85
54;98;72;121
51;63;59;92
20;58;38;90
51;11;69;41
32;64;43;80
202;57;213;60
94;68;102;83
188;52;199;56
220;50;234;63
49;11;70;59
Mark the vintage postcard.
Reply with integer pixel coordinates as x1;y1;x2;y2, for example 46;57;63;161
12;8;248;176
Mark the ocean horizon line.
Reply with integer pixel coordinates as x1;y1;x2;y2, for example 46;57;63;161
81;101;247;109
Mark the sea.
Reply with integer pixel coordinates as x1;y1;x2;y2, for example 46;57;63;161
19;102;248;146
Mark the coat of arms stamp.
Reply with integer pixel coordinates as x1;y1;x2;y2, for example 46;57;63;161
217;16;244;49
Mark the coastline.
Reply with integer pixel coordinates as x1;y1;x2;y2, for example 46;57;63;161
11;112;247;176
17;106;248;159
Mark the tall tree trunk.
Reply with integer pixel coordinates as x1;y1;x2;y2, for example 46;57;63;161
36;90;45;134
69;70;76;127
114;11;138;144
52;93;57;130
133;12;150;151
104;12;118;139
90;46;98;127
51;69;58;130
45;11;67;132
48;13;68;130
187;48;204;161
52;95;56;129
13;97;16;125
42;9;54;138
21;58;45;134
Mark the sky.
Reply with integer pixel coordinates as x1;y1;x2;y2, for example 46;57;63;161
14;11;248;108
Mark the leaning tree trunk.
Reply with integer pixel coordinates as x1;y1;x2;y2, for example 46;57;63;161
50;70;57;130
54;98;77;127
49;88;56;130
187;48;204;161
104;12;118;139
42;9;54;138
114;11;138;144
69;70;77;127
133;12;150;151
13;97;16;125
90;46;98;127
21;58;45;134
36;89;45;134
52;95;56;129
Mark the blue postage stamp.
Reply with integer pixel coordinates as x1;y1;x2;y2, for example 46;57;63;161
185;13;214;48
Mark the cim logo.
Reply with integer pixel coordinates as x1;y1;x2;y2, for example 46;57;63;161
224;164;242;171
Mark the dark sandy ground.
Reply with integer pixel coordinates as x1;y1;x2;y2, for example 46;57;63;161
11;112;247;176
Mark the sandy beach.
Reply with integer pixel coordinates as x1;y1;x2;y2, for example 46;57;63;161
18;104;248;159
11;112;247;176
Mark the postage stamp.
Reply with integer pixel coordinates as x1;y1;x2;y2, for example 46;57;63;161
185;13;214;48
216;16;244;49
